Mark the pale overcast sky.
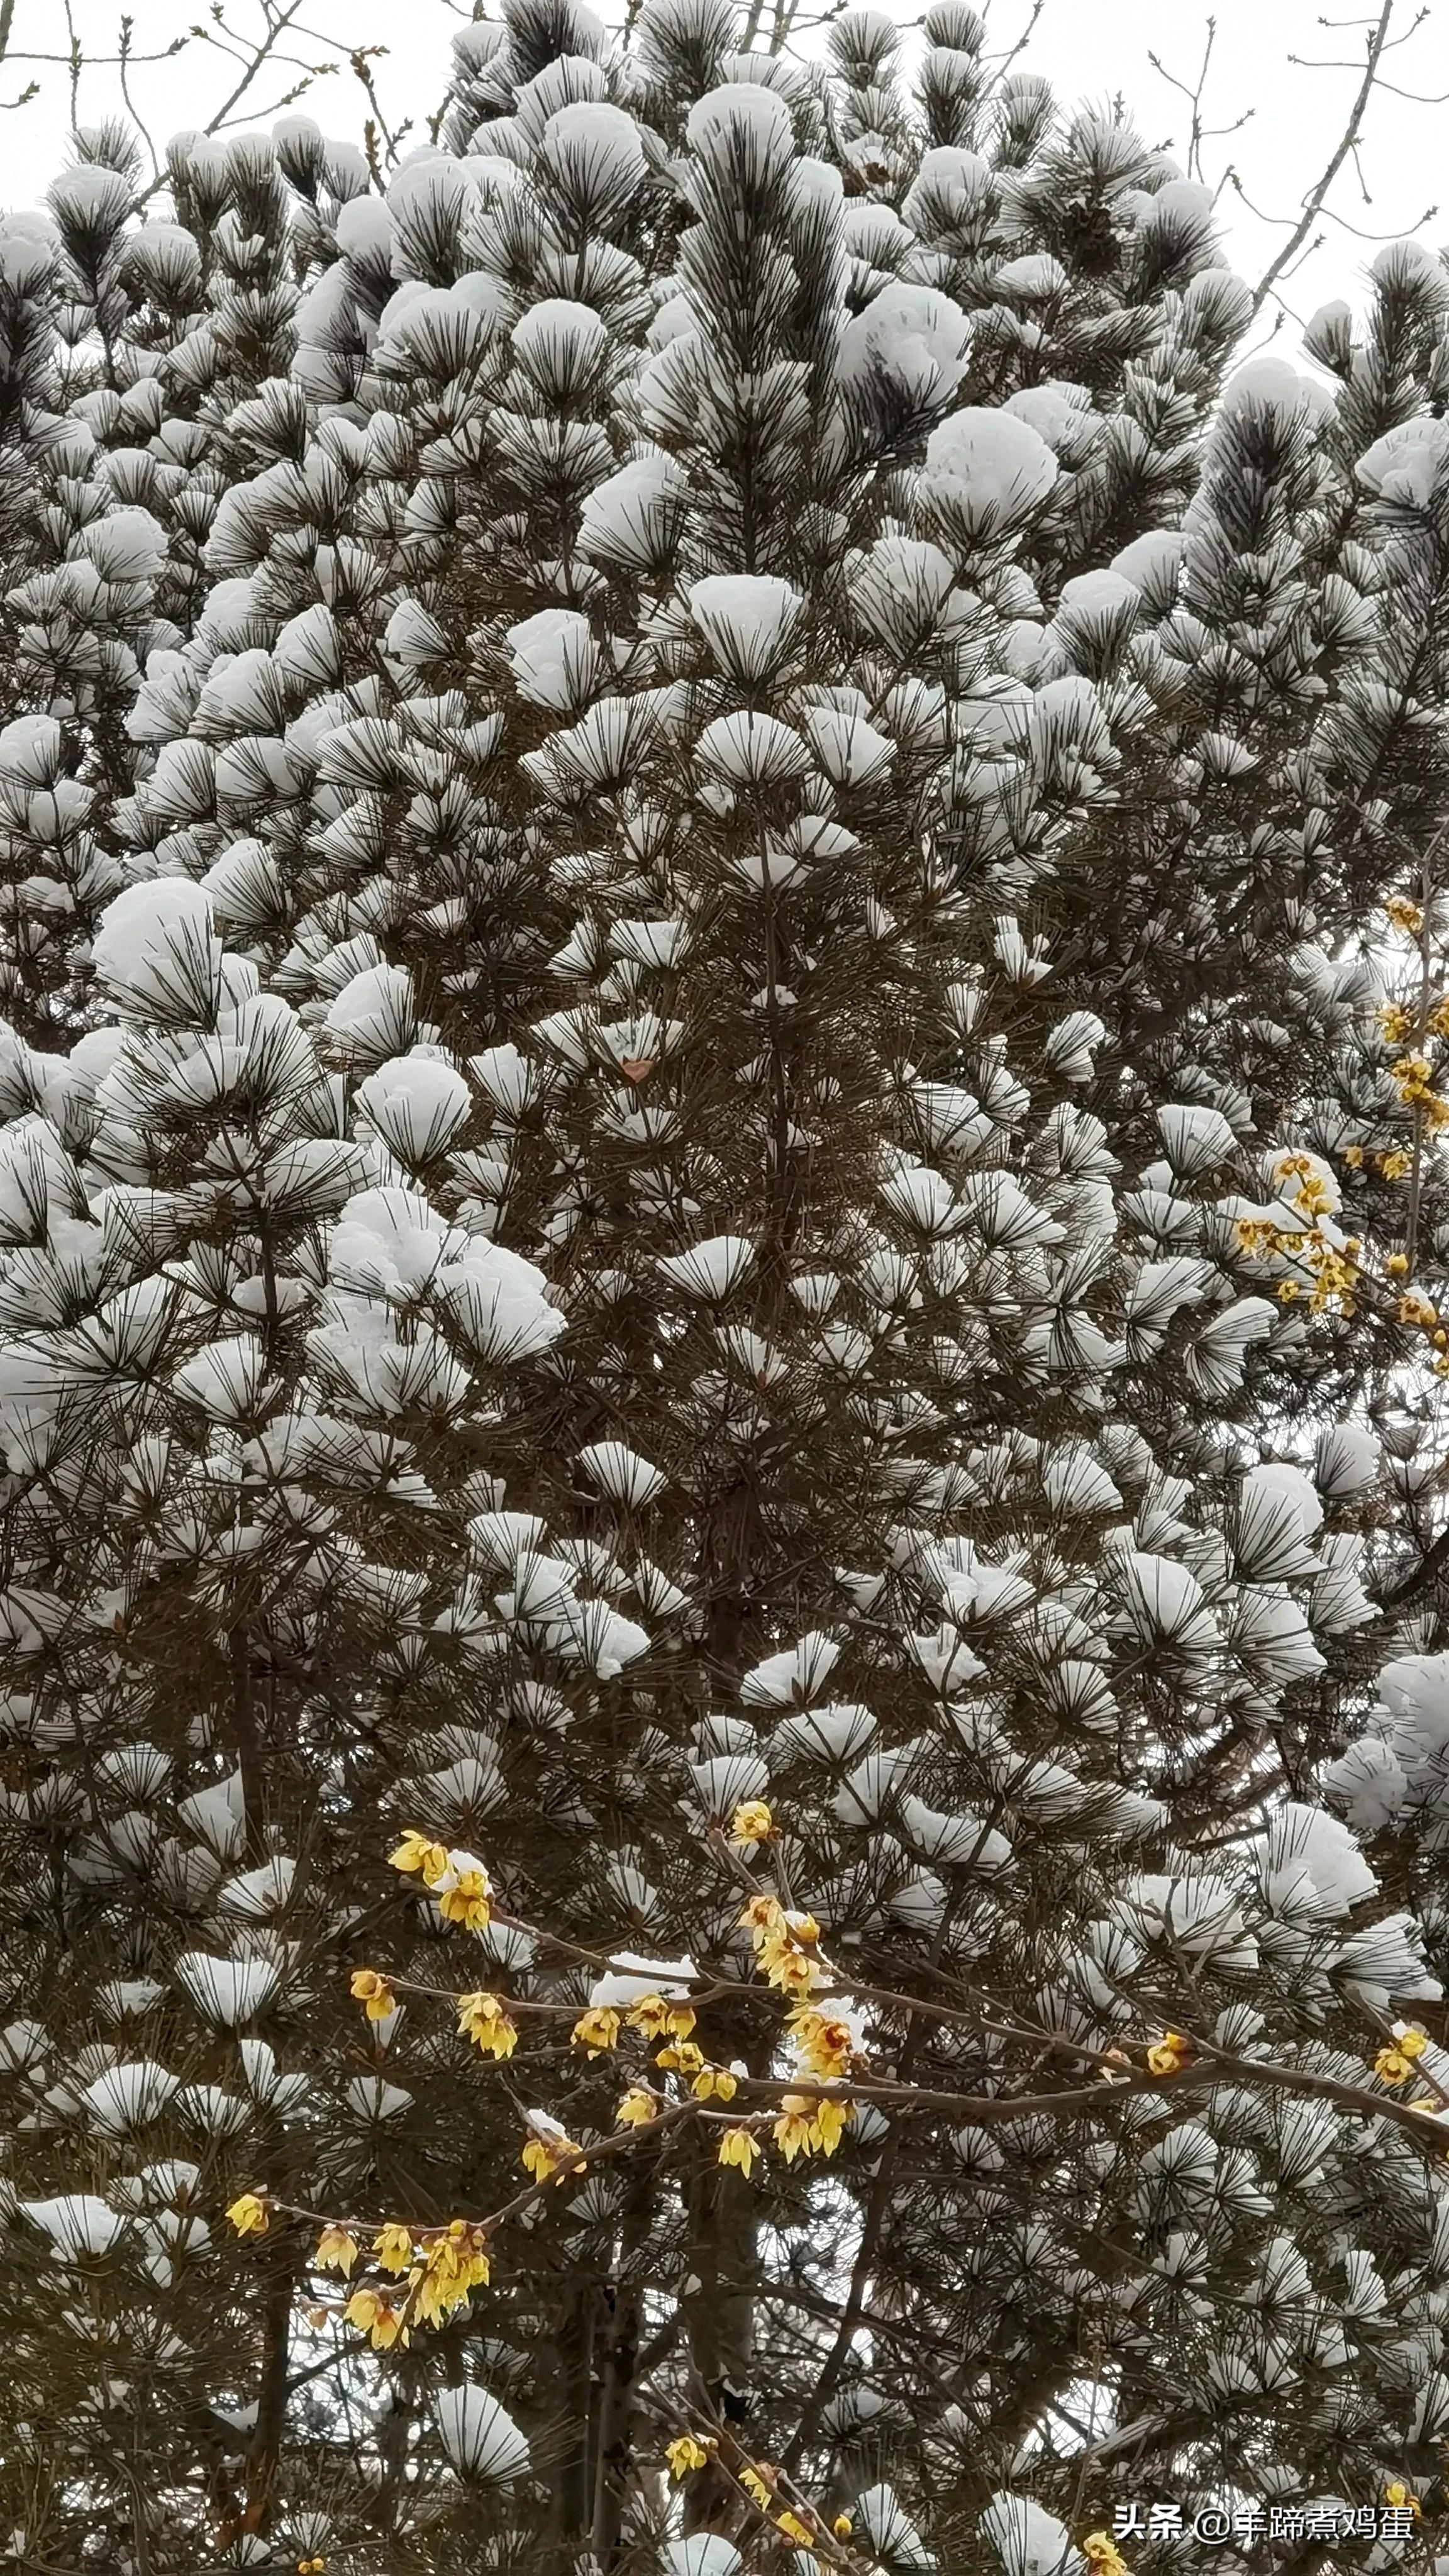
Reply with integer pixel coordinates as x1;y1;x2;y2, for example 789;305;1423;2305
2;0;1447;350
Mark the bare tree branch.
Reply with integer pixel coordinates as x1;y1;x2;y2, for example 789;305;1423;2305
1146;16;1254;187
1249;0;1398;319
117;16;162;186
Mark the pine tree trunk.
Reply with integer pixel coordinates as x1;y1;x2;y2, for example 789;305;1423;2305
682;2154;757;2538
590;2172;652;2565
547;2276;596;2567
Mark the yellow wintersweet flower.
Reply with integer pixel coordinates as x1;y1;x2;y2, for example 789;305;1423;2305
1082;2534;1129;2576
521;2121;583;2184
414;2275;451;2329
313;2224;358;2277
788;2006;858;2079
740;2463;774;2508
777;2510;815;2545
1377;2026;1430;2085
1379;1149;1413;1179
436;1860;492;1932
344;2286;408;2350
616;2086;660;2128
693;2064;738;2101
349;1968;396;2023
665;2433;712;2479
834;2514;855;2538
741;1892;786;1935
774;2094;822;2162
812;2096;851;2157
570;2006;621;2056
1384;2482;1420;2518
1392;1053;1440;1115
389;1829;448;1886
719;2125;762;2177
1399;1291;1438;1329
1146;2031;1191;2076
655;2040;704;2076
225;2191;269;2237
753;1908;830;1998
730;1799;775;1845
373;2224;414;2273
626;1993;697;2040
1342;1143;1365;1169
769;2094;852;2160
457;1991;518;2058
1385;896;1424;933
414;2221;491;2323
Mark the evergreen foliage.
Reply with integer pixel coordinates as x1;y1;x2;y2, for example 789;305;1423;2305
3;4;1449;2568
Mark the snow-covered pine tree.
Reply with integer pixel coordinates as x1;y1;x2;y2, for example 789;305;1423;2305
4;4;1449;2570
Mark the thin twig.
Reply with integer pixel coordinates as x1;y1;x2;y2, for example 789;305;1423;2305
979;0;1044;106
1249;0;1398;320
0;0;39;112
1146;17;1254;186
190;0;325;137
63;0;81;133
117;17;162;187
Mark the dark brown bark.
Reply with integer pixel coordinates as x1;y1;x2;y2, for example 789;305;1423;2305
681;2153;758;2539
590;2168;653;2566
547;2275;597;2566
226;2244;296;2541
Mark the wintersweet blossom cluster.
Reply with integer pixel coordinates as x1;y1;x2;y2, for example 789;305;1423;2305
665;2434;859;2559
225;1819;884;2361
